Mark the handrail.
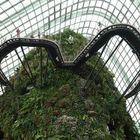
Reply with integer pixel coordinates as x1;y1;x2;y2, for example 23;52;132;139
0;24;140;86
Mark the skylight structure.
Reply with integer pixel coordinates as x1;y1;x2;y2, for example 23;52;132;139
0;0;140;130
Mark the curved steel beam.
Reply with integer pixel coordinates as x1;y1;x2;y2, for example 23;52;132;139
73;24;140;65
0;24;140;88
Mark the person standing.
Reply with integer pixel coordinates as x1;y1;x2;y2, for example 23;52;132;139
16;28;20;38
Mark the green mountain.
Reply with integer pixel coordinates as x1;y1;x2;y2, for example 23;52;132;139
0;29;139;140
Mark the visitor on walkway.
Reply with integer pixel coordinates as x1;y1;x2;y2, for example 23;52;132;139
16;28;20;38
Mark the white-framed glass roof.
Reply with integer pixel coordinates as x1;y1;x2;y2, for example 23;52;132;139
0;0;140;130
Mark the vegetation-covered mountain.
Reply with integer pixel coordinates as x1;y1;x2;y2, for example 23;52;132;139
0;29;139;140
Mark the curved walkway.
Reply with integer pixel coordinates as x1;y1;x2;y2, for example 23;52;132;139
0;24;140;90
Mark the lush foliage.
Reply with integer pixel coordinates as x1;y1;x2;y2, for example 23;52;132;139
0;29;139;140
51;28;87;59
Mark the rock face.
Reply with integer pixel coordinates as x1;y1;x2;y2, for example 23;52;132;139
87;110;97;116
55;115;78;133
84;99;95;111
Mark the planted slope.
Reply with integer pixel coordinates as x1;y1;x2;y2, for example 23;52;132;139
0;29;139;140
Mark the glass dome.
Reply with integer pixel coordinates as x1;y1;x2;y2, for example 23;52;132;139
0;0;140;131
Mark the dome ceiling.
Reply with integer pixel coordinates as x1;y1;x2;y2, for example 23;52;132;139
0;0;140;130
